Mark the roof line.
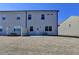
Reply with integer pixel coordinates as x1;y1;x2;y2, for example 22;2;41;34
0;10;59;12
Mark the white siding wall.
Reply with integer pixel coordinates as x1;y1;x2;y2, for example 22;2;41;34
27;11;58;35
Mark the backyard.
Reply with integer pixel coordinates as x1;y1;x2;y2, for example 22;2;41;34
0;36;79;55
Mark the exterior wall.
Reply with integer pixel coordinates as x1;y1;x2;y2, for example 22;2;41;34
58;16;79;36
0;10;58;36
0;11;26;35
27;11;58;35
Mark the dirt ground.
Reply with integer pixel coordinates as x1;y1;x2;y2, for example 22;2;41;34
0;36;79;55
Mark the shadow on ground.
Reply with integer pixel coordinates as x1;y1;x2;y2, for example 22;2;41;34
2;35;79;38
58;35;79;38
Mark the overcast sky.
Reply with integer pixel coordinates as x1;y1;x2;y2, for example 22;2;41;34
0;3;79;24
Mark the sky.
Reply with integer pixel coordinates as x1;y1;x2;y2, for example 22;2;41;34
0;3;79;24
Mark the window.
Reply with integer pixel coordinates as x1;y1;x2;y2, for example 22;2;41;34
45;26;52;31
49;26;52;31
69;24;71;27
47;14;49;15
17;17;20;20
14;28;21;32
51;14;53;15
41;14;45;20
28;14;32;20
45;26;48;31
2;17;6;20
0;29;3;32
30;26;33;31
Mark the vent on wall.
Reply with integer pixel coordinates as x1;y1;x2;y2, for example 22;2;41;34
47;13;53;15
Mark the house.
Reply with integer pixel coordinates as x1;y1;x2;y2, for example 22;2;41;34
59;16;79;36
0;10;59;36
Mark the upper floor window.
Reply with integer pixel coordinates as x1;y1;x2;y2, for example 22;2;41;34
17;17;20;20
2;17;6;20
41;14;45;20
47;14;49;15
28;14;32;20
51;14;53;15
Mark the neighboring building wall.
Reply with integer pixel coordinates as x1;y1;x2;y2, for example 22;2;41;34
27;11;58;35
58;16;79;36
0;11;26;35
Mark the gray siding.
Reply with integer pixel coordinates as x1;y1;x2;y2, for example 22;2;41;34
0;10;58;36
27;11;58;35
0;11;26;35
